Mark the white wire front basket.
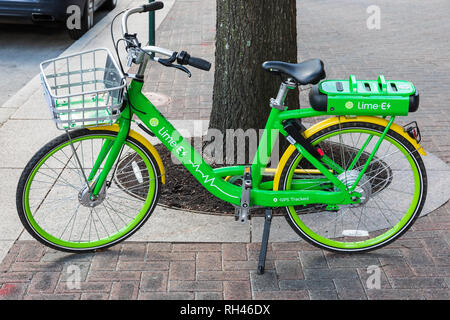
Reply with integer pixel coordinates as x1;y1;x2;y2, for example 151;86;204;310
40;48;127;130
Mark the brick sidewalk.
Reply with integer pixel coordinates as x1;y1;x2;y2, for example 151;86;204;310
1;0;449;300
1;206;449;300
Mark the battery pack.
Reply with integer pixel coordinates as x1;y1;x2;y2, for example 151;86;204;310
309;75;419;116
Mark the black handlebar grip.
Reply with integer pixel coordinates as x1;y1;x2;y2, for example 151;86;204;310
142;1;164;12
188;56;211;71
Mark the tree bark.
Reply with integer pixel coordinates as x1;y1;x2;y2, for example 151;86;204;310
208;0;299;164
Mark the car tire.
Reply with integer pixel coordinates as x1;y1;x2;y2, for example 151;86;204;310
103;0;118;10
67;0;94;40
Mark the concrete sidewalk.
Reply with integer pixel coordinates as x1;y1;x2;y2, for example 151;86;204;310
0;0;449;300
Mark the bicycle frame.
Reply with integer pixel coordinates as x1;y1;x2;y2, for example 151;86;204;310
87;78;396;208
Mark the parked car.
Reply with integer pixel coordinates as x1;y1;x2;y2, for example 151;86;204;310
0;0;117;39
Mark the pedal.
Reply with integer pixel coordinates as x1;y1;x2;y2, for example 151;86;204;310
237;167;252;224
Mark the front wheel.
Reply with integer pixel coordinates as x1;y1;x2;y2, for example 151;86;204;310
16;129;161;252
277;121;427;252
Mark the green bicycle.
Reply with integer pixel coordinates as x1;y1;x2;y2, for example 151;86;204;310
16;2;427;274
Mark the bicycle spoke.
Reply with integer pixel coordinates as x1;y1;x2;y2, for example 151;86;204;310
93;207;110;237
79;209;92;243
29;194;77;211
370;197;397;227
59;147;84;185
102;203;120;233
104;199;134;220
59;203;81;240
68;203;82;242
106;182;152;195
105;197;141;212
90;208;101;241
39;165;80;191
105;192;145;203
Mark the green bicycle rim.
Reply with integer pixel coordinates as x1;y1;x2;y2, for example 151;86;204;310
22;134;157;250
285;127;422;251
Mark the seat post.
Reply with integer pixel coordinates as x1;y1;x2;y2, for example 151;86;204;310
270;79;296;110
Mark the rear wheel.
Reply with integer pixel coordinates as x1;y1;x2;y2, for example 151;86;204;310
277;121;427;252
16;129;161;252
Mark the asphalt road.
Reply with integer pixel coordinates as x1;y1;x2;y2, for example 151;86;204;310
0;8;110;101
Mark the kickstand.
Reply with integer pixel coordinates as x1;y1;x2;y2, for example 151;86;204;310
257;208;273;275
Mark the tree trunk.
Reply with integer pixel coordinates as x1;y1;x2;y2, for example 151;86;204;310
208;0;298;165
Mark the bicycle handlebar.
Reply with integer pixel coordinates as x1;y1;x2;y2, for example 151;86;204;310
142;45;174;57
121;3;211;73
177;51;211;71
121;2;164;35
142;2;164;12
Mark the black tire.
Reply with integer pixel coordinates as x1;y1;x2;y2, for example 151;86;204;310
16;129;162;253
102;0;117;10
277;121;427;253
67;0;94;40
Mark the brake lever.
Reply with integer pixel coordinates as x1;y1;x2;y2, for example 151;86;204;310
156;53;191;78
170;64;191;78
157;52;177;66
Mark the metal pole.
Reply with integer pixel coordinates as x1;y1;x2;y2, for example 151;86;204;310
148;0;155;46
